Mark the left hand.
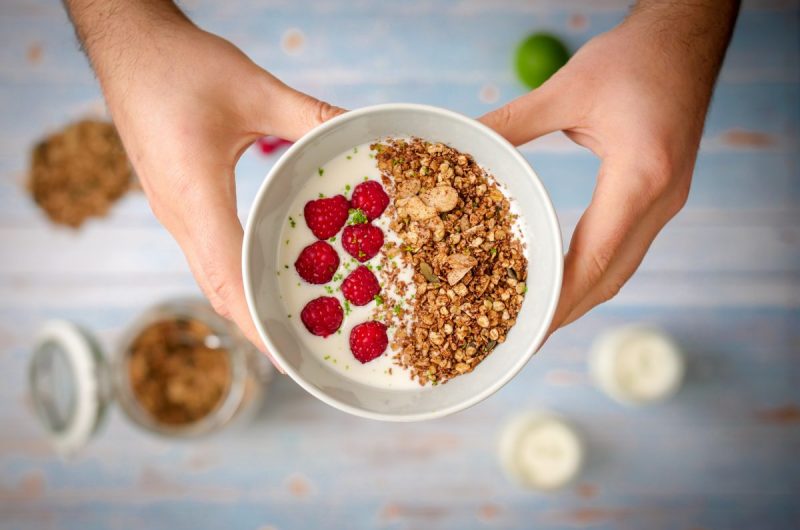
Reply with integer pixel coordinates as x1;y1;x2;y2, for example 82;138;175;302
480;1;737;335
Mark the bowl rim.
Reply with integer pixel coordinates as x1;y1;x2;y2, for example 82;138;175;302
242;102;563;421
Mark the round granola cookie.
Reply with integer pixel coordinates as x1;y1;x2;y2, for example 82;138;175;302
28;119;133;227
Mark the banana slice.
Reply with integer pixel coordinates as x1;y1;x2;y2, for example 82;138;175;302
498;412;584;490
590;325;684;405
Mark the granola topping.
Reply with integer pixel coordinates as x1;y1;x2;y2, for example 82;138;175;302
277;138;527;388
370;138;528;385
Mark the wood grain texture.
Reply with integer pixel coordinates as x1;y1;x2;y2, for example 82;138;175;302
0;1;798;529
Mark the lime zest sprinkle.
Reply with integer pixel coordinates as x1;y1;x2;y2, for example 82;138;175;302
347;208;368;225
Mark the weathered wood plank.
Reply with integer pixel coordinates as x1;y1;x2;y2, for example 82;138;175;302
0;1;797;529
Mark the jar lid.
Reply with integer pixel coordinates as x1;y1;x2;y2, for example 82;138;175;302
29;320;111;456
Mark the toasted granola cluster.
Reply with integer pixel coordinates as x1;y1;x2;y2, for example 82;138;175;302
128;318;232;425
370;138;528;385
28;120;132;228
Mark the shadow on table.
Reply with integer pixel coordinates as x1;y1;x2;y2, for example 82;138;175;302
249;373;330;425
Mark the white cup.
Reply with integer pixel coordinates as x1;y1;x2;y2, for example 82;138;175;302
498;412;584;490
590;325;685;406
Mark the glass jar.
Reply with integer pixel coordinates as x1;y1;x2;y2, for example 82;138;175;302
29;298;271;455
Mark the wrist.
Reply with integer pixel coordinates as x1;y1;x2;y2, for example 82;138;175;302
630;0;739;23
64;0;195;86
620;0;739;92
625;0;739;53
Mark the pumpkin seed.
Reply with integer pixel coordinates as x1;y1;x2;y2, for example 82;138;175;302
419;262;440;284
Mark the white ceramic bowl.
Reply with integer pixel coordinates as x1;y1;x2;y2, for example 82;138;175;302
243;103;562;421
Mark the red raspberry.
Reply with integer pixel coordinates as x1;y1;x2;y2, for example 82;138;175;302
255;136;292;155
304;194;349;240
300;296;343;337
341;266;381;306
294;241;339;284
349;321;388;363
341;224;384;262
351;180;389;221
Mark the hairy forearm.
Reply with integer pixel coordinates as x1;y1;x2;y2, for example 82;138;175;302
629;0;739;80
62;0;191;83
632;0;740;28
618;0;739;133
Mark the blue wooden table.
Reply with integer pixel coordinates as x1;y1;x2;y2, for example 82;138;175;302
1;1;798;529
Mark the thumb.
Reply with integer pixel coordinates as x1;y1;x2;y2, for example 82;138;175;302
256;78;346;142
478;79;572;146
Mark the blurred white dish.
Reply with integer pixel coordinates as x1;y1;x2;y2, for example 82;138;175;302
590;325;685;406
498;411;584;490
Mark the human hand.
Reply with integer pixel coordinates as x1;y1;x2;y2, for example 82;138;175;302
480;0;738;335
65;1;343;367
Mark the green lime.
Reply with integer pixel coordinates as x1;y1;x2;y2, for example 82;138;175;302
514;33;570;89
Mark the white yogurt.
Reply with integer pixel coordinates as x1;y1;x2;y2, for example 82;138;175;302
276;142;419;389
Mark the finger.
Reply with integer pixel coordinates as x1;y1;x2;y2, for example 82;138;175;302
249;74;345;141
187;208;287;374
559;188;684;327
161;164;287;373
478;78;575;146
547;160;662;334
